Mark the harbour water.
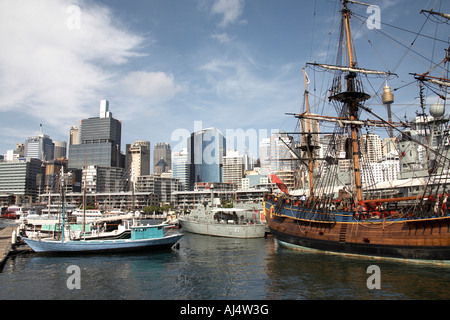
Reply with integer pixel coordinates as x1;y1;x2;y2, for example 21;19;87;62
1;221;450;302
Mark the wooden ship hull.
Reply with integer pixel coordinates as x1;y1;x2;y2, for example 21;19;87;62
264;197;450;260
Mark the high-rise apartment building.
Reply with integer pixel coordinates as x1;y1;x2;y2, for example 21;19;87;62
188;127;226;190
68;100;123;170
83;165;127;193
259;133;295;173
222;150;245;188
361;133;383;162
153;143;171;174
135;174;182;203
259;138;271;170
129;141;150;182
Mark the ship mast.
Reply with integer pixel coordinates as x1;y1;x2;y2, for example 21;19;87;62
301;0;397;203
328;1;370;203
302;68;314;197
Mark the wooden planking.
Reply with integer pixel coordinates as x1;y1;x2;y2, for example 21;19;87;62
0;226;16;271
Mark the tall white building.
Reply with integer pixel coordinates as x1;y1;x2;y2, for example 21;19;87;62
129;141;150;183
259;133;295;173
223;150;245;188
361;150;401;185
259;138;271;170
361;133;383;162
99;99;112;118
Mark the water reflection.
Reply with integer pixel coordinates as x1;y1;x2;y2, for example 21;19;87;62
1;230;449;300
264;241;450;299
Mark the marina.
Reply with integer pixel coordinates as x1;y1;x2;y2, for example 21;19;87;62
1;0;450;305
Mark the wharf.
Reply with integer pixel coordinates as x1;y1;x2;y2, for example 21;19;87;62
0;226;31;272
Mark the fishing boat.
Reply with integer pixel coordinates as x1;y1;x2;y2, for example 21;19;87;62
22;223;183;253
264;0;450;261
179;186;266;238
20;214;135;241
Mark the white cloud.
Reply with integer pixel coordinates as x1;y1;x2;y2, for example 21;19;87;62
211;0;245;27
211;32;234;43
121;71;183;101
0;0;145;128
197;55;300;129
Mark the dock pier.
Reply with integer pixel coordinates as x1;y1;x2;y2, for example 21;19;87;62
0;226;30;272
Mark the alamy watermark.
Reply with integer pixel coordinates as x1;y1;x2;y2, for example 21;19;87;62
67;5;81;30
171;120;280;165
366;5;381;30
67;265;81;290
366;265;381;289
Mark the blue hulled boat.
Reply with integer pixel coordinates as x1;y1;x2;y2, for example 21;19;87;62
22;224;183;253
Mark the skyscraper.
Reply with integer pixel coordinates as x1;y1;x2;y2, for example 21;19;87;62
153;142;171;174
68;125;80;146
25;126;54;161
188;127;226;190
259;132;295;172
172;148;189;190
53;141;67;159
223;150;245;188
68;100;123;170
129;141;150;182
361;133;383;162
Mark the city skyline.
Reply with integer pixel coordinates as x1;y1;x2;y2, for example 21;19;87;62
0;0;448;158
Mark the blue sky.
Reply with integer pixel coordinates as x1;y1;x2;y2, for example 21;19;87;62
0;0;448;160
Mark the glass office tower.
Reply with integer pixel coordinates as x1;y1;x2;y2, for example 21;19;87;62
68;100;123;170
188;127;226;190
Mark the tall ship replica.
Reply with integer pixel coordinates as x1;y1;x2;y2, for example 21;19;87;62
264;0;450;261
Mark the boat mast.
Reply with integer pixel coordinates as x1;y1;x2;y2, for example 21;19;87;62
82;152;87;233
60;167;66;242
420;9;450;21
342;1;364;202
302;68;314;197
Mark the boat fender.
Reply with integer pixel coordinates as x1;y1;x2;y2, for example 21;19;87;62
11;230;16;245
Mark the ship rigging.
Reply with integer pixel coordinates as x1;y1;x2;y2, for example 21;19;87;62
264;0;450;261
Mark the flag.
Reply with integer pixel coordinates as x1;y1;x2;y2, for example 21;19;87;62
270;174;289;194
304;70;310;84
